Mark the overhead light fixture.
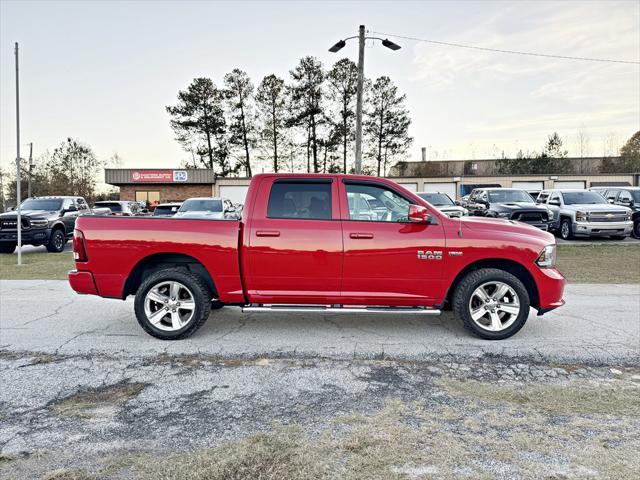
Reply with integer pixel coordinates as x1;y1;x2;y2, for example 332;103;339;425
382;38;401;51
328;40;346;53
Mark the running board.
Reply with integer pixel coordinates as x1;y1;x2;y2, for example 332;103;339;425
242;305;441;315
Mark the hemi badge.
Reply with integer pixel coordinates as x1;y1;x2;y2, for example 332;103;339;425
448;251;463;256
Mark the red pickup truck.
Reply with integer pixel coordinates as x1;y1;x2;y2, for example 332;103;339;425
69;174;565;340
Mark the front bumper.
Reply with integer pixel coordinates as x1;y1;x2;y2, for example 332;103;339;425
68;270;98;295
572;220;633;237
531;267;566;314
0;228;51;245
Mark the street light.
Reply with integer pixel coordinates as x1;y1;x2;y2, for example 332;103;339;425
329;25;401;175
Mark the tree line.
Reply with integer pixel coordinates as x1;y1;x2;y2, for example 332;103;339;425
166;56;414;177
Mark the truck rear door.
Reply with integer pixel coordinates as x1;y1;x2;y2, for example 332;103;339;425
242;177;343;304
338;179;445;306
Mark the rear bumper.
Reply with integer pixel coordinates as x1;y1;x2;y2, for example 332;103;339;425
572;221;633;237
531;267;566;314
68;270;98;295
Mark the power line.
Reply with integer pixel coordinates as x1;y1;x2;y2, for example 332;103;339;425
371;31;640;65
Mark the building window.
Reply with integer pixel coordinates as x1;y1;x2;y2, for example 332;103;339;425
136;191;160;208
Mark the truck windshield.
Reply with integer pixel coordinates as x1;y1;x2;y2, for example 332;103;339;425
562;192;608;205
418;193;454;206
179;199;223;212
95;202;123;212
488;190;533;203
20;199;62;211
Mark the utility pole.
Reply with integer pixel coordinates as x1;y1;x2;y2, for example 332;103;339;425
328;27;400;176
0;169;5;212
354;25;365;175
27;142;33;198
15;42;22;265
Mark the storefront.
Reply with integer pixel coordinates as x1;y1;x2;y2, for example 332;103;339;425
104;168;215;206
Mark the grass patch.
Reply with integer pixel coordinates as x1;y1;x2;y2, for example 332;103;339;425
557;244;640;283
42;469;95;480
50;382;146;418
0;250;74;280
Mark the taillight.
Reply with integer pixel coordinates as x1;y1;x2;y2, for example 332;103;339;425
73;229;88;262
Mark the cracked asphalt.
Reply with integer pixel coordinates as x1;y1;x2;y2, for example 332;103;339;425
0;280;638;365
1;280;639;479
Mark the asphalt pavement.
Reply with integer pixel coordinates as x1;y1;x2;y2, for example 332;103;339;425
1;280;638;365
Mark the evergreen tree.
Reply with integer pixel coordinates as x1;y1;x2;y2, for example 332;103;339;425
224;69;255;177
256;74;287;173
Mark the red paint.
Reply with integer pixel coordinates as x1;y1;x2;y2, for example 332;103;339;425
69;174;565;313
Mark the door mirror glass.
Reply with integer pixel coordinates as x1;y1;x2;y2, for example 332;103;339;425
408;204;430;223
548;199;560;206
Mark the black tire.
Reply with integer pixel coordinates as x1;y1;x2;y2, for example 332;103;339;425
452;268;531;340
0;244;16;254
559;218;573;240
632;221;640;240
134;269;212;340
46;228;66;253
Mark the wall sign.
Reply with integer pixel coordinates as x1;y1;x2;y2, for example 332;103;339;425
130;170;188;183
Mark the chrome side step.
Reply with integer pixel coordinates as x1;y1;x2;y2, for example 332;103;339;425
242;305;441;315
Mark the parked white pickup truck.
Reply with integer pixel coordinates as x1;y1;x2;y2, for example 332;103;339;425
537;189;633;240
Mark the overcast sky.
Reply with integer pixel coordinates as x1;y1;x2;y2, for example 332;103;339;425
1;0;638;171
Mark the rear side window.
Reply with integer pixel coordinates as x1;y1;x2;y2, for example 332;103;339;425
267;181;332;220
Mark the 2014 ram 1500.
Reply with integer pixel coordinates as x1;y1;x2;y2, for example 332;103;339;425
68;174;566;340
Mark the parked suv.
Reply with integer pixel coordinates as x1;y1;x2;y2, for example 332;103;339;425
93;201;140;216
466;188;553;230
0;196;90;253
590;187;640;239
417;192;467;218
537;189;633;240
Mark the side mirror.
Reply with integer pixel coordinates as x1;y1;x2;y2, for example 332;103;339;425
408;204;431;223
549;200;560;206
454;201;461;206
65;205;78;212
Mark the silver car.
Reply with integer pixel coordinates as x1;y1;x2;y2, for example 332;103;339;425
417;192;467;218
173;197;235;220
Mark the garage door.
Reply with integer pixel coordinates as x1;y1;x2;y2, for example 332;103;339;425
554;181;586;189
512;181;544;191
219;185;249;205
396;182;418;192
421;182;457;199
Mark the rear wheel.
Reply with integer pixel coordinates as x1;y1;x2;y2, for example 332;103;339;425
46;228;66;253
0;244;16;254
453;268;530;340
134;269;212;340
632;221;640;239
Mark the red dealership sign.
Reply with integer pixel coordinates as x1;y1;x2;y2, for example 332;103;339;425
130;170;188;183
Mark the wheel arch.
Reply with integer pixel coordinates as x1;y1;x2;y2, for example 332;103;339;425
443;258;540;310
122;252;217;299
50;221;66;234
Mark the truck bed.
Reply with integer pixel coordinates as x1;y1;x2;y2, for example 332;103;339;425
74;216;245;302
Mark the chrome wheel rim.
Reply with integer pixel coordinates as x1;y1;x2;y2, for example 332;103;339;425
561;222;569;239
54;232;64;250
468;281;521;332
144;281;195;331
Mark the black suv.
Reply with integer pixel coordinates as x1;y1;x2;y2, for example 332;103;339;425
466;188;554;230
592;187;640;239
0;196;90;253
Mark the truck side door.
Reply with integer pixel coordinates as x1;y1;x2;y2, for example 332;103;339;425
339;180;445;306
243;177;343;305
61;198;78;233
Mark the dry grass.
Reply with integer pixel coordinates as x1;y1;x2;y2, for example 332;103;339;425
557;244;640;283
50;382;146;418
41;469;96;480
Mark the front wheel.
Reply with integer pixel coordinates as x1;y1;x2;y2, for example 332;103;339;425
559;218;573;240
46;229;66;253
134;269;212;340
632;221;640;239
0;244;16;254
453;268;530;340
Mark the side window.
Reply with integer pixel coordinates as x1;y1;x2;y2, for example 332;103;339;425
267;181;332;220
605;190;619;201
618;190;632;203
62;198;73;210
76;198;88;211
345;183;411;222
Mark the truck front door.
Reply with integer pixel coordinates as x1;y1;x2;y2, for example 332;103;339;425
243;177;343;304
339;180;446;306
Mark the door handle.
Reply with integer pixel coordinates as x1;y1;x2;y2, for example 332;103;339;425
350;232;374;239
256;230;280;237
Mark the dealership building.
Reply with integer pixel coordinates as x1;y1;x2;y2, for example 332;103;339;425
105;157;639;205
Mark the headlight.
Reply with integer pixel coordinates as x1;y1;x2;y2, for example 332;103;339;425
30;219;48;228
575;211;587;222
547;210;554;220
536;245;557;268
627;212;632;221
